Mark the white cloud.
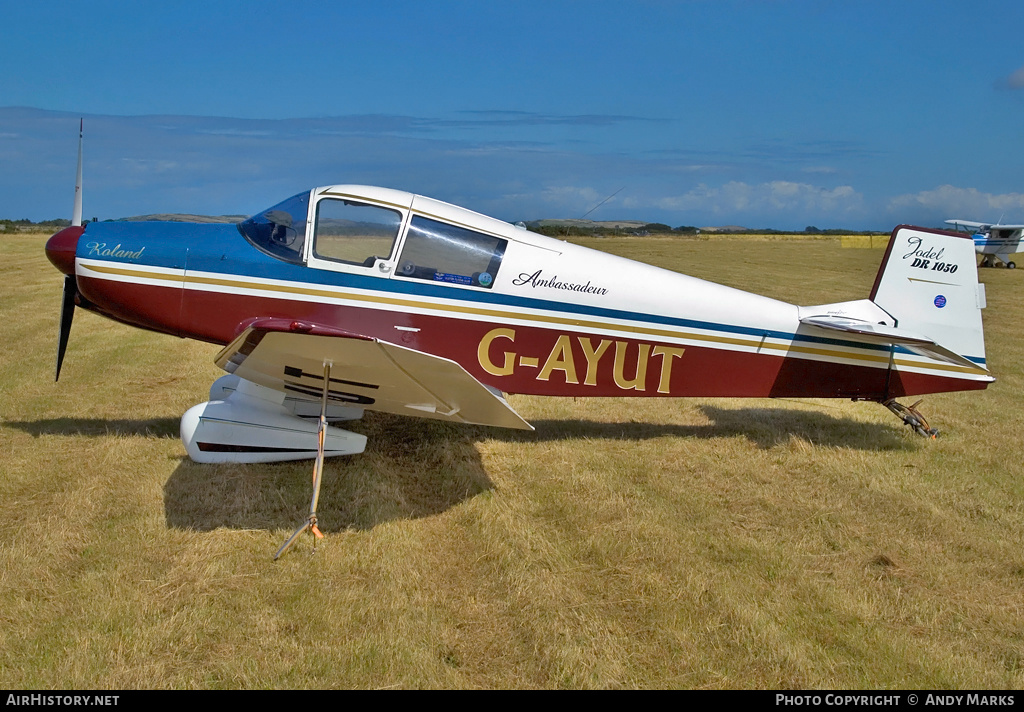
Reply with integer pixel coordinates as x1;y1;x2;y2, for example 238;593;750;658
538;185;603;206
639;181;862;216
801;166;838;175
888;185;1024;220
1003;65;1024;90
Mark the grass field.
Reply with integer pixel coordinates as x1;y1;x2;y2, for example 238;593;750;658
1;233;1022;689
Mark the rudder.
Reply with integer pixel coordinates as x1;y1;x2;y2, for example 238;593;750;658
870;225;987;369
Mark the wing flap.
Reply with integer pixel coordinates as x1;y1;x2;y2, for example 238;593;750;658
215;319;532;430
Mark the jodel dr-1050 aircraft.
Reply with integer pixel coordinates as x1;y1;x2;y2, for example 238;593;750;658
945;219;1024;269
44;128;992;555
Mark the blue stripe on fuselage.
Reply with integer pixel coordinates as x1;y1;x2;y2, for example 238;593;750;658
82;221;986;367
78;221;237;270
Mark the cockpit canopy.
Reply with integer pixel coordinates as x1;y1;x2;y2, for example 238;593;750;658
237;191;310;264
237;187;507;290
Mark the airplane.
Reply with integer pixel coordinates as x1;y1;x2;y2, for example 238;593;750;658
945;219;1024;269
44;125;993;556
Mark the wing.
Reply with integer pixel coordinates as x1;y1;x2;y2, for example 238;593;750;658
798;315;984;371
214;318;533;430
945;219;991;230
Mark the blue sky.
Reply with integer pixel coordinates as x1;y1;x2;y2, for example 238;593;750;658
2;0;1023;230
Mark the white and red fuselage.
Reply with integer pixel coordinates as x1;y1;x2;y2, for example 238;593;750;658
45;185;991;413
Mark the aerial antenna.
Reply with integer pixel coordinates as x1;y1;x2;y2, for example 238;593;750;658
580;186;624;220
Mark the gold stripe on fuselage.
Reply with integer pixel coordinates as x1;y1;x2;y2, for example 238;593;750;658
79;261;989;377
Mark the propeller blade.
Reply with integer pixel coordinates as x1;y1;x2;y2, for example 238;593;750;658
72;118;83;228
56;119;84;382
55;274;76;381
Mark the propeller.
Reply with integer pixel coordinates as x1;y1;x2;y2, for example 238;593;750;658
48;119;84;381
72;118;83;228
55;274;76;380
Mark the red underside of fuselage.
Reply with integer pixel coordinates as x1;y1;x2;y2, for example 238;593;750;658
76;276;988;401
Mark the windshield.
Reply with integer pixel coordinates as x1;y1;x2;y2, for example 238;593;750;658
238;191;311;263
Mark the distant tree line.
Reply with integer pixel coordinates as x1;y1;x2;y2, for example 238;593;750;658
528;223;702;238
1;218;72;233
798;226;888;235
527;222;885;238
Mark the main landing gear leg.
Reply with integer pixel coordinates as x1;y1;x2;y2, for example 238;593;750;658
882;398;938;438
275;360;333;560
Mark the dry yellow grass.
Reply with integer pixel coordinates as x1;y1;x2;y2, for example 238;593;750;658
1;232;1022;689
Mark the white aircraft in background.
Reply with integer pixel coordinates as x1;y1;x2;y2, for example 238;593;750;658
945;219;1024;269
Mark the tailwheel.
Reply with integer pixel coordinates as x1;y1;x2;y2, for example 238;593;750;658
882;399;938;438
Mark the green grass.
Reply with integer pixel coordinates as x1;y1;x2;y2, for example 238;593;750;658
2;233;1023;689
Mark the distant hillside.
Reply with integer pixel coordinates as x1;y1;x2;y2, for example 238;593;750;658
527;219;754;232
699;225;749;233
528;218;649;230
120;214;247;223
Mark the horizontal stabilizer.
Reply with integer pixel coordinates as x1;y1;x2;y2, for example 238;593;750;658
798;315;982;370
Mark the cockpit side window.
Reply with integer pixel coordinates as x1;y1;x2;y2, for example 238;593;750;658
395;216;505;289
313;199;403;267
237;191;310;264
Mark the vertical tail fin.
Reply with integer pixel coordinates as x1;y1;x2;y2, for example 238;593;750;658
870;225;987;369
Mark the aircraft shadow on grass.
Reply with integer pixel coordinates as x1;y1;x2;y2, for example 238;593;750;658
6;407;915;533
162;405;915;533
509;405;917;452
162;413;496;533
7;406;918;451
